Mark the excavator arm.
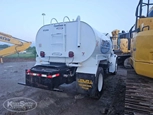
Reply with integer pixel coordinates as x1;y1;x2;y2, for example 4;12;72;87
111;29;120;51
0;32;24;45
0;32;31;63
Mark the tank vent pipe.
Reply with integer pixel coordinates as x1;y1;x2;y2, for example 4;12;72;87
77;16;81;47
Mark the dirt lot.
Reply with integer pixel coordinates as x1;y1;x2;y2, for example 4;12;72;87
0;59;127;115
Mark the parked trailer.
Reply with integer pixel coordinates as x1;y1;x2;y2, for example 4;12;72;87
24;16;117;98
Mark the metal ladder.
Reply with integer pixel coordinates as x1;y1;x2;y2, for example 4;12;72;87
50;16;71;57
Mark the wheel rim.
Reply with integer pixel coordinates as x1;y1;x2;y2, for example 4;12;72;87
98;73;103;92
115;62;118;72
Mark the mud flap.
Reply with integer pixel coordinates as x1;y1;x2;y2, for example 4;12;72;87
76;73;95;96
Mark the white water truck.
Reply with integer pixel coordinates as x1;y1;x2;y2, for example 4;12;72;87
24;16;117;98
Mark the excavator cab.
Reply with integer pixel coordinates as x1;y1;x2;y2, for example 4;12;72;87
148;7;153;17
134;0;153;30
130;0;153;78
111;30;131;67
118;32;131;53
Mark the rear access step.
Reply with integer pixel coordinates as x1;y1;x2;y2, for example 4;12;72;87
18;82;64;92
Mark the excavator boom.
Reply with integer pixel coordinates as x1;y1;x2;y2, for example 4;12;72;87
0;32;32;63
0;42;31;57
0;32;28;45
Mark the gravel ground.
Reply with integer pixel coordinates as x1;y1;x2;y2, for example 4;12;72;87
0;59;127;115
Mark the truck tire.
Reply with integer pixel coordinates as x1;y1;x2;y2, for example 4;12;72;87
112;60;118;75
124;57;132;69
91;67;104;99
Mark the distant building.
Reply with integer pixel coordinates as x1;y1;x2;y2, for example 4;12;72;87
19;51;27;54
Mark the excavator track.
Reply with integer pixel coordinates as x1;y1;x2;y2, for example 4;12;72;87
124;69;153;115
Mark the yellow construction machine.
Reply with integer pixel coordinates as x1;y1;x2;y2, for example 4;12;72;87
124;1;153;114
0;32;31;63
112;0;153;78
111;30;131;68
111;29;120;51
129;0;153;78
112;0;153;77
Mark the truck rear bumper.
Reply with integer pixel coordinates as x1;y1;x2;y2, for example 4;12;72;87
25;72;96;95
25;74;63;90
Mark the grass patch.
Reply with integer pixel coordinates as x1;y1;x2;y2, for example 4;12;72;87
6;52;36;58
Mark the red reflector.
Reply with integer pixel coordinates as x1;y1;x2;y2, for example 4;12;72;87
56;73;60;77
27;69;31;73
38;74;41;76
47;73;60;78
69;51;74;57
40;51;45;57
47;75;52;78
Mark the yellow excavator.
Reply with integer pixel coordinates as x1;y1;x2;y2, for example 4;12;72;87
111;29;131;68
0;32;31;63
130;0;153;78
124;1;153;114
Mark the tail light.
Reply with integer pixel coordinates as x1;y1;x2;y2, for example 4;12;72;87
69;51;74;58
47;73;60;78
40;51;45;57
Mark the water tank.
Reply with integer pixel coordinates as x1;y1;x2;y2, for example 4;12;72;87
36;17;112;63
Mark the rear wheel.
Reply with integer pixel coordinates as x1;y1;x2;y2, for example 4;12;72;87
112;60;118;75
98;73;103;92
124;57;132;69
91;67;104;99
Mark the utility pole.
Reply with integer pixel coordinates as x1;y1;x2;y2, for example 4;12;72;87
42;13;46;25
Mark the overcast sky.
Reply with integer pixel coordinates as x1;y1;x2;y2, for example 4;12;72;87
0;0;150;42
